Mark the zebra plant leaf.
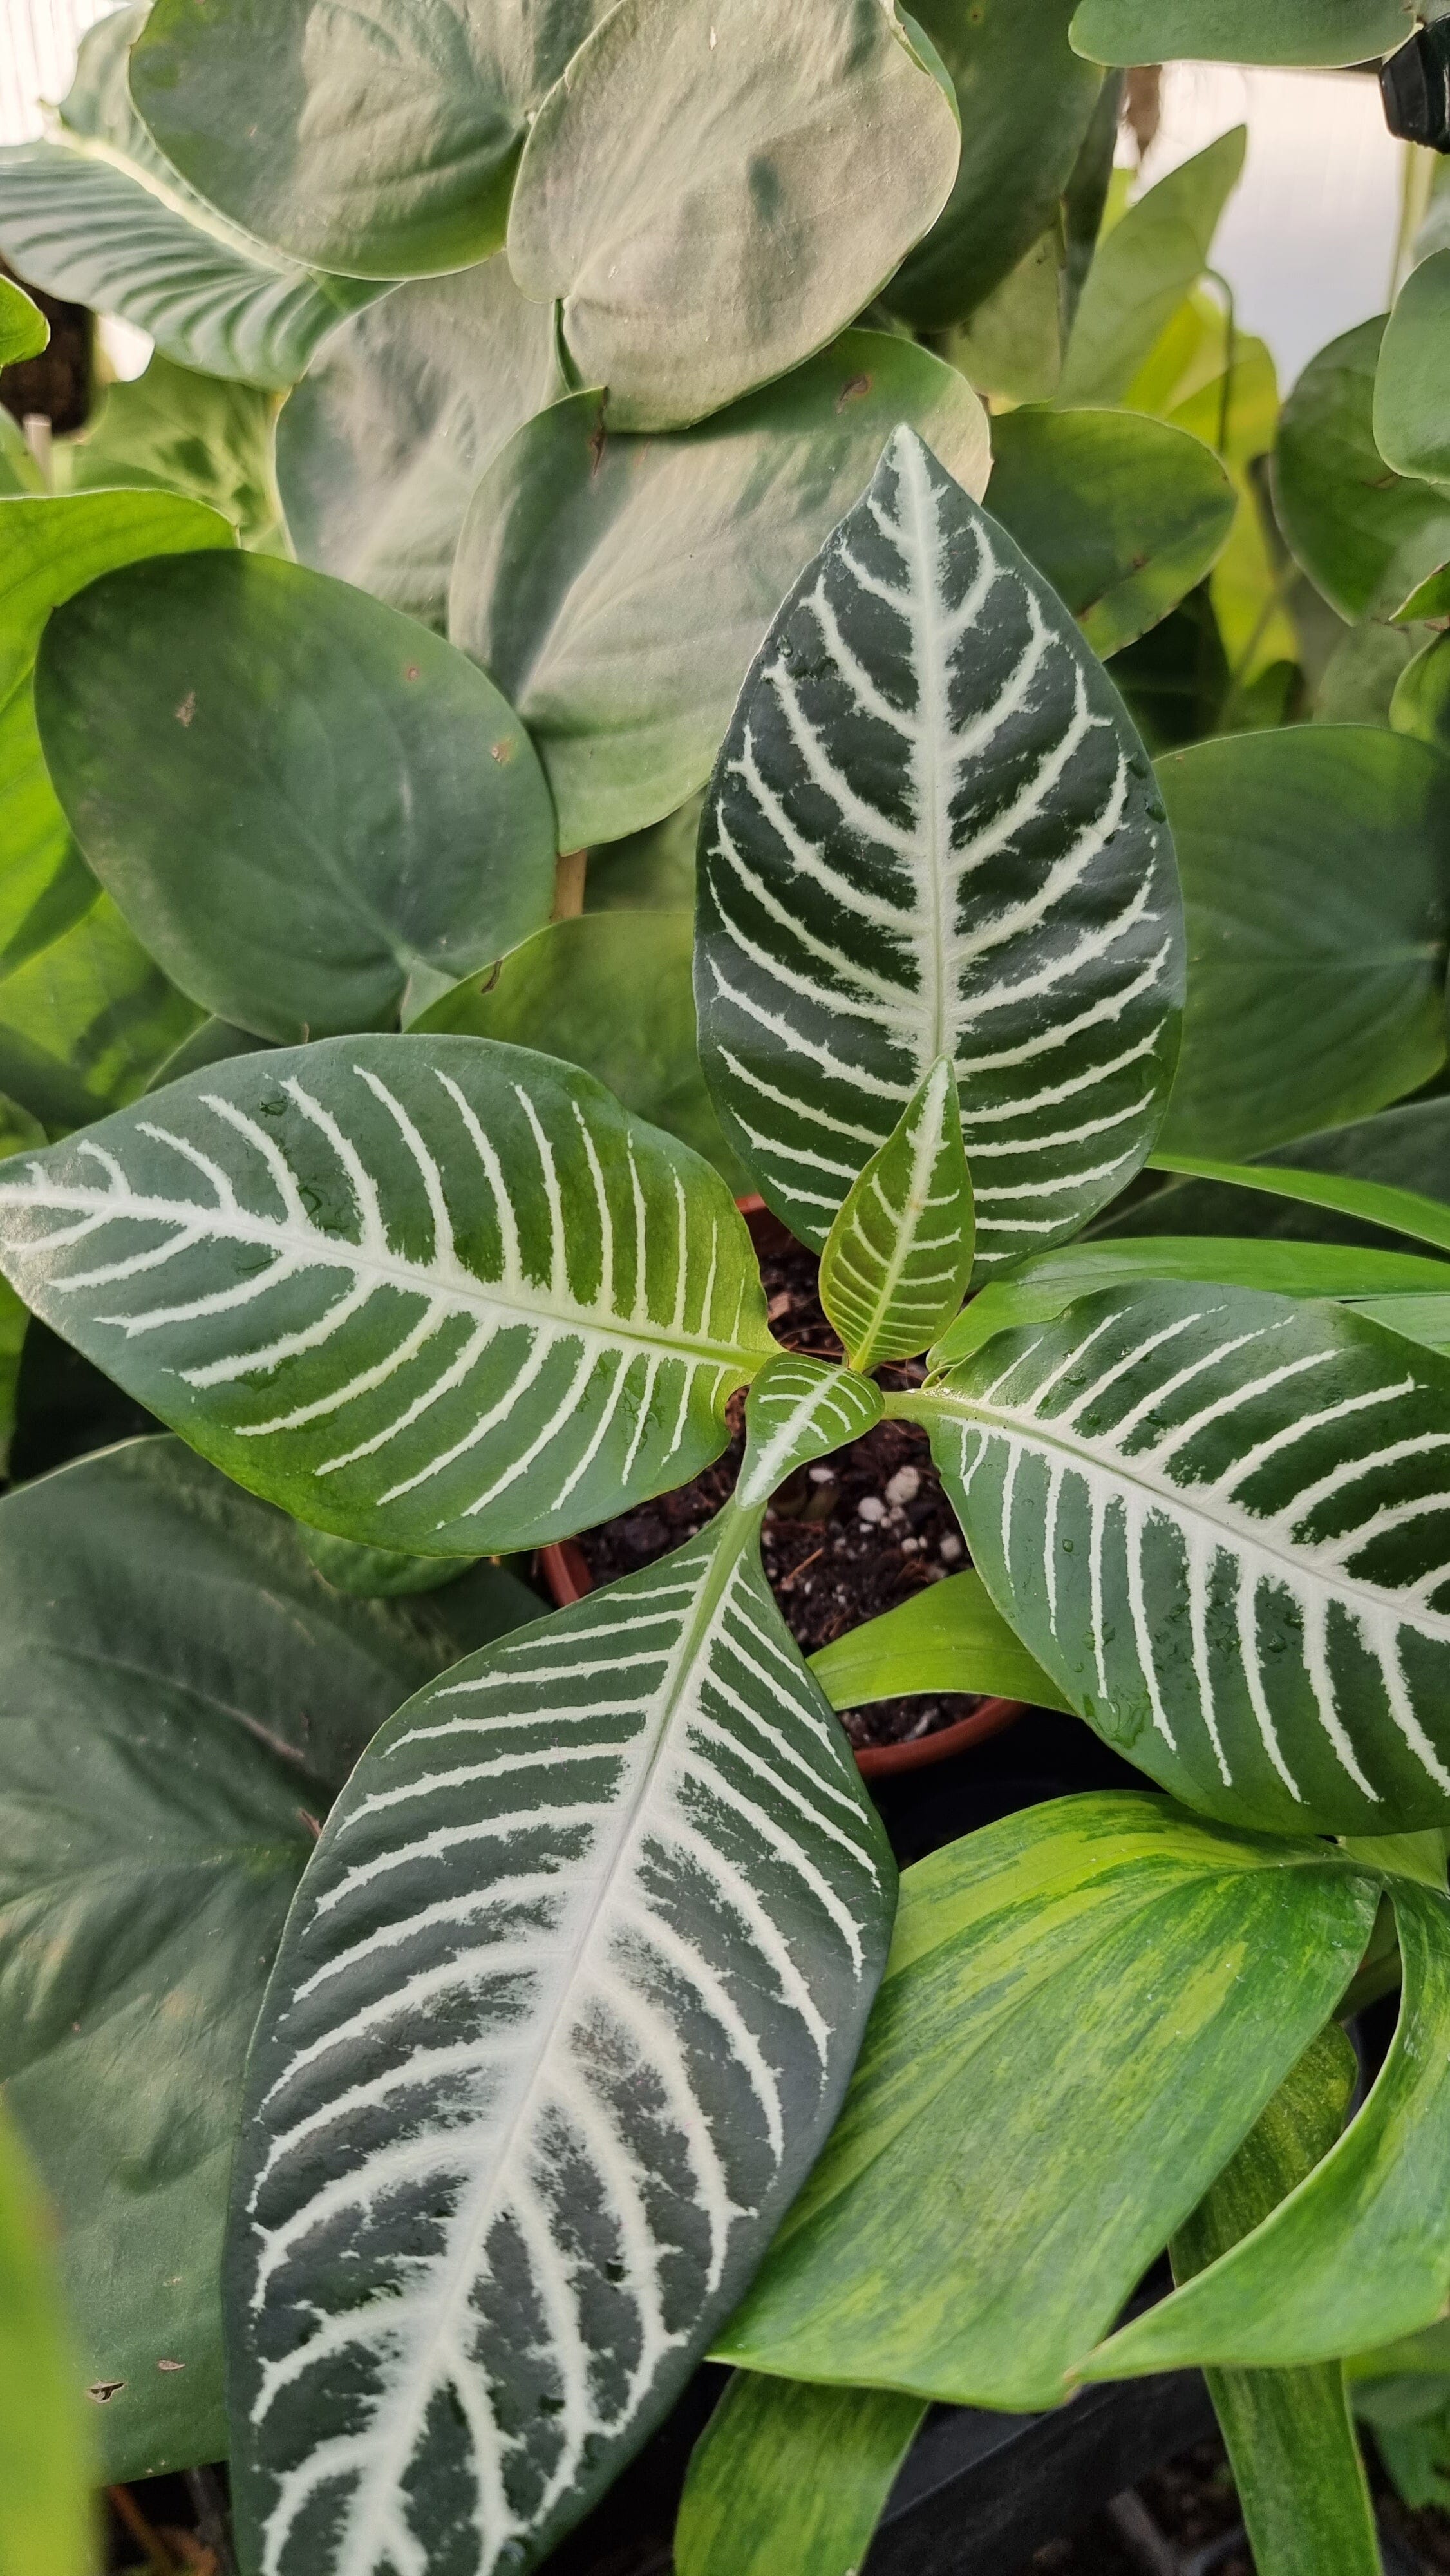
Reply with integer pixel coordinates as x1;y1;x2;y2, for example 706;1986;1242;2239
0;1037;775;1556
819;1056;974;1370
735;1352;883;1508
226;1499;895;2576
905;1280;1450;1835
695;427;1185;1274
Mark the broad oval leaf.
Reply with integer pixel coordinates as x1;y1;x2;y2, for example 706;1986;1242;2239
0;1037;775;1555
1376;249;1450;484
914;1280;1450;1835
695;427;1185;1272
447;337;991;851
1156;726;1450;1159
1057;130;1246;408
507;0;959;433
1274;317;1450;622
818;1058;975;1371
714;1792;1377;2409
276;256;563;630
226;1513;894;2576
131;0;610;279
1069;0;1408;65
33;551;558;1043
0;1435;535;2485
0;2103;91;2576
0;278;46;367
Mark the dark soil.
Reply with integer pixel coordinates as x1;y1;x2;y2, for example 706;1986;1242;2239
573;1233;989;1752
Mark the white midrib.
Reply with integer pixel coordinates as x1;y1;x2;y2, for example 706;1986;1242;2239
899;444;954;1069
0;1177;765;1374
850;1068;955;1367
900;1388;1450;1647
313;1515;760;2576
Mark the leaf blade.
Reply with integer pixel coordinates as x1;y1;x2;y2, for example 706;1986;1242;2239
819;1057;974;1370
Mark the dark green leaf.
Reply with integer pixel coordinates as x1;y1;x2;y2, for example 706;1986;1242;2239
1275;317;1450;622
0;894;200;1136
35;551;557;1043
675;2376;925;2576
1057;130;1245;406
808;1569;1071;1712
295;1524;480;1596
0;1435;536;2483
1069;0;1408;64
1106;1103;1450;1252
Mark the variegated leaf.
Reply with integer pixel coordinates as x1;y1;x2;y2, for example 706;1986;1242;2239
818;1055;974;1370
904;1281;1450;1835
225;1501;895;2576
735;1350;883;1508
0;1038;775;1556
695;426;1185;1273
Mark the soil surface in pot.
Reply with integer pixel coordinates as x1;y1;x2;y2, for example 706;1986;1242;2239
574;1235;984;1752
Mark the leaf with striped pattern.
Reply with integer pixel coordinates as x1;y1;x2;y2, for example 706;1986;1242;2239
905;1280;1450;1835
695;426;1185;1273
819;1056;974;1370
734;1352;883;1508
0;1037;775;1557
225;1485;895;2576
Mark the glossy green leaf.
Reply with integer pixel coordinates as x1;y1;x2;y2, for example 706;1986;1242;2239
0;277;46;367
1275;317;1450;622
0;10;382;390
880;0;1100;333
60;354;283;551
447;334;991;850
807;1569;1071;1712
819;1059;974;1370
415;911;747;1190
0;893;200;1137
1376;248;1450;486
1145;1148;1450;1257
0;1435;535;2484
0;1037;775;1555
1069;0;1408;62
735;1350;884;1510
0;2100;92;2576
675;2375;925;2576
1089;1874;1450;2373
1164;2027;1381;2576
714;1792;1377;2409
1391;630;1450;753
35;551;557;1043
986;405;1236;658
509;0;957;433
1155;726;1450;1159
276;255;563;630
131;0;608;279
1058;129;1246;407
695;428;1184;1271
911;1280;1450;1835
226;1502;894;2576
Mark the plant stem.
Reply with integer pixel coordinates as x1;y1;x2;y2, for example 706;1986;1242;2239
551;850;588;920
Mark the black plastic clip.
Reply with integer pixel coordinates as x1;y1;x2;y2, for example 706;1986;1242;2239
1382;21;1450;152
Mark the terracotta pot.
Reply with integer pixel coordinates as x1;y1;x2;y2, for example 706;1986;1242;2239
537;1194;1027;1778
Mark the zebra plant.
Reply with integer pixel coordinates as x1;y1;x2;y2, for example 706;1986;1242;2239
5;428;1450;2576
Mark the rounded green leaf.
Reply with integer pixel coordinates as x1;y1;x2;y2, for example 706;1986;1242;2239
883;0;1101;333
507;0;959;433
448;336;990;849
131;0;609;278
1275;316;1450;622
1156;726;1450;1160
1376;249;1450;485
0;1435;535;2483
1069;0;1409;65
35;552;558;1044
987;405;1236;658
0;1037;775;1556
0;277;46;368
1058;129;1246;408
276;255;563;629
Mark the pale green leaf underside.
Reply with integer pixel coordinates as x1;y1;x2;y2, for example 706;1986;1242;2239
227;1515;894;2576
0;1038;775;1555
819;1056;974;1370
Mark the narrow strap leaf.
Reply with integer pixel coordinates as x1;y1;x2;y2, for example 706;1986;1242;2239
1149;1151;1450;1258
1086;1877;1450;2376
226;1511;896;2576
736;1352;883;1509
674;2373;925;2576
808;1569;1071;1714
819;1056;974;1370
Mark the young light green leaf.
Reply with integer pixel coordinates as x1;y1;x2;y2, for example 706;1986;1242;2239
1147;1150;1450;1257
1156;726;1450;1159
808;1569;1071;1714
675;2374;926;2576
226;1510;895;2576
35;551;557;1043
1376;249;1450;484
986;406;1237;659
1057;129;1246;406
508;0;958;433
0;1037;775;1555
0;276;46;367
735;1352;883;1510
449;337;990;851
0;1437;534;2485
910;1280;1450;1835
819;1057;974;1371
1088;1875;1450;2374
713;1792;1377;2410
695;428;1184;1272
1275;317;1450;622
1167;2026;1382;2576
1069;0;1408;64
0;2099;92;2576
131;0;611;278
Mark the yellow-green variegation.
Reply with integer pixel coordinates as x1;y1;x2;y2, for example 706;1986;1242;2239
818;1056;974;1370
